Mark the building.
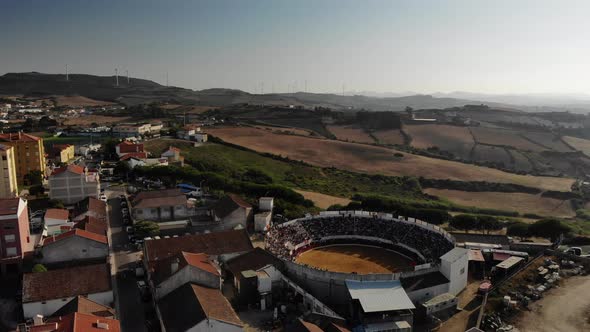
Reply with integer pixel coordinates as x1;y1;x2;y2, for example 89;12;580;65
254;211;272;232
115;140;144;157
131;189;191;222
157;282;243;332
0;132;46;184
22;263;113;318
17;312;120;332
439;248;469;295
346;280;415;331
0;144;18;198
143;229;253;271
39;229;108;265
161;146;184;166
51;295;116;319
212;194;253;230
259;197;274;212
151;251;221;299
74;215;108;236
49;144;75;164
422;292;458;317
75;143;101;157
73;197;106;222
44;208;71;235
0;197;30;275
48;164;100;205
112;123;151;138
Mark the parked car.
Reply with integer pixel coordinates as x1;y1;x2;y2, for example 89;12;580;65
99;194;107;202
120;201;128;207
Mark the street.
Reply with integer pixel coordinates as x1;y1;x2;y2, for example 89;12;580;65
106;188;150;332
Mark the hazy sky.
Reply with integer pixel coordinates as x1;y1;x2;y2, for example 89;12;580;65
1;0;589;94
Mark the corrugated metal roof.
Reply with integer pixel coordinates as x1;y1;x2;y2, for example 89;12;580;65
423;292;456;307
345;280;415;313
468;249;485;262
440;247;468;263
496;256;524;270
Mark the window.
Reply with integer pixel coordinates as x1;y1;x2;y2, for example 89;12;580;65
150;208;157;214
5;247;17;256
4;234;15;243
460;267;465;275
3;223;15;230
1;156;5;161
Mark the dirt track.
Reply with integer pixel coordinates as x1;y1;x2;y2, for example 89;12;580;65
515;275;590;332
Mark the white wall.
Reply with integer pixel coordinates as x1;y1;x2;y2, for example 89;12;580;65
220;208;251;229
23;290;112;318
406;283;449;303
440;253;468;296
40;237;108;264
155;266;220;300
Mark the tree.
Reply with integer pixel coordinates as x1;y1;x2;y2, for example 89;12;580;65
477;215;503;234
102;138;120;161
528;218;571;241
507;222;530;240
134;221;160;238
24;170;43;186
29;185;45;196
114;161;131;177
38;116;57;129
32;264;47;273
450;214;478;232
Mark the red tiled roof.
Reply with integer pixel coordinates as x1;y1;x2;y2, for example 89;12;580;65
0;132;41;142
168;146;180;152
191;284;242;326
144;229;253;267
153;252;220;284
0;198;20;215
43;228;107;246
213;194;252;219
120;152;147;161
51;164;85;176
75;216;107;236
51;296;116;319
74;197;106;220
117;141;144;153
22;264;111;303
40;312;121;332
132;189;186;209
45;208;69;220
298;319;324;332
182;252;220;276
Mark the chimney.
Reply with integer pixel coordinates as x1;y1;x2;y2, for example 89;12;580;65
171;257;180;274
33;314;44;326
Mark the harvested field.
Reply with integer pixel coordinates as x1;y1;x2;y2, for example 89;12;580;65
424;188;575;218
472;145;512;167
254;125;314;136
521;132;574;152
405;124;474;159
563;136;590;157
207;127;575;192
470;127;545;151
294;190;351;209
327;125;375;143
54;95;113;107
62;115;131;126
373;129;405;145
508;150;534;173
295;245;413;274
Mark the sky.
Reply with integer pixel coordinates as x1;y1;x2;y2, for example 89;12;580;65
1;0;590;94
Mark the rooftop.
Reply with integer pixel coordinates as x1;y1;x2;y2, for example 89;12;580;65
43;228;108;246
144;229;253;267
41;312;120;332
213;194;252;219
51;296;116;319
423;292;456;307
0;197;20;215
51;164;85;176
346;280;415;313
496;256;524;270
153;252;219;284
225;247;280;276
45;208;69;220
158;283;243;330
400;271;450;292
450;232;510;246
0;132;42;142
23;264;111;303
440;247;468;263
132;188;187;209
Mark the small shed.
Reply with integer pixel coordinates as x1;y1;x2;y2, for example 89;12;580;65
259;197;274;212
422;292;458;317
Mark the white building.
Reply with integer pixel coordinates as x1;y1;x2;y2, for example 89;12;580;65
439;248;469;295
112;123;151;138
211;194;253;230
48;165;100;205
132;189;192;222
254;211;272;232
39;229;108;265
43;208;71;235
22;264;113;318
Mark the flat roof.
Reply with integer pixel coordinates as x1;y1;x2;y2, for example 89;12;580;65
468;249;485;262
423;292;456;307
496;256;524;270
346;280;415;313
440;247;468;263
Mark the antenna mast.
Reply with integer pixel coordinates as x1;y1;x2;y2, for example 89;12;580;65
126;70;129;84
166;72;169;87
115;68;119;86
65;64;69;81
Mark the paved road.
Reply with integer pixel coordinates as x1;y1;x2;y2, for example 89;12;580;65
106;189;148;332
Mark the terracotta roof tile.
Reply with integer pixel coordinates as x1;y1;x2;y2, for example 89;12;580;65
132;189;186;209
43;228;107;246
225;248;281;276
51;296;116;319
0;132;41;142
51;164;85;176
23;264;111;303
119;152;147;161
45;208;69;220
213;194;252;219
0;198;20;215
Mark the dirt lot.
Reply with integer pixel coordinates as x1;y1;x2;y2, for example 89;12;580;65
62;115;131;126
207;127;575;192
294;190;351;209
54;95;113;107
470;127;546;152
373;129;405;145
563;136;590;157
405;124;475;159
515;275;590;332
295;244;412;273
327;125;375;144
424;188;575;218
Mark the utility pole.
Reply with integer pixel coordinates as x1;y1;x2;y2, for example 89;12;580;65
115;68;119;86
65;64;69;81
126;70;130;85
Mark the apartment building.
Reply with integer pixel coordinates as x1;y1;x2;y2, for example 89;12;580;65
0;144;18;198
0;132;46;184
0;197;30;275
49;165;100;205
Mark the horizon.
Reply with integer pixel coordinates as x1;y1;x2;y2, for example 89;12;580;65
2;0;590;95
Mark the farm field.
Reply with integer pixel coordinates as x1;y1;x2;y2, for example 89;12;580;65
294;190;351;209
254;125;314;136
372;129;405;145
327;125;375;143
563;136;590;156
405;124;474;159
470;127;545;151
424;188;575;218
472;145;512;167
206;127;575;192
521;132;574;152
54;95;113;107
295;245;413;274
